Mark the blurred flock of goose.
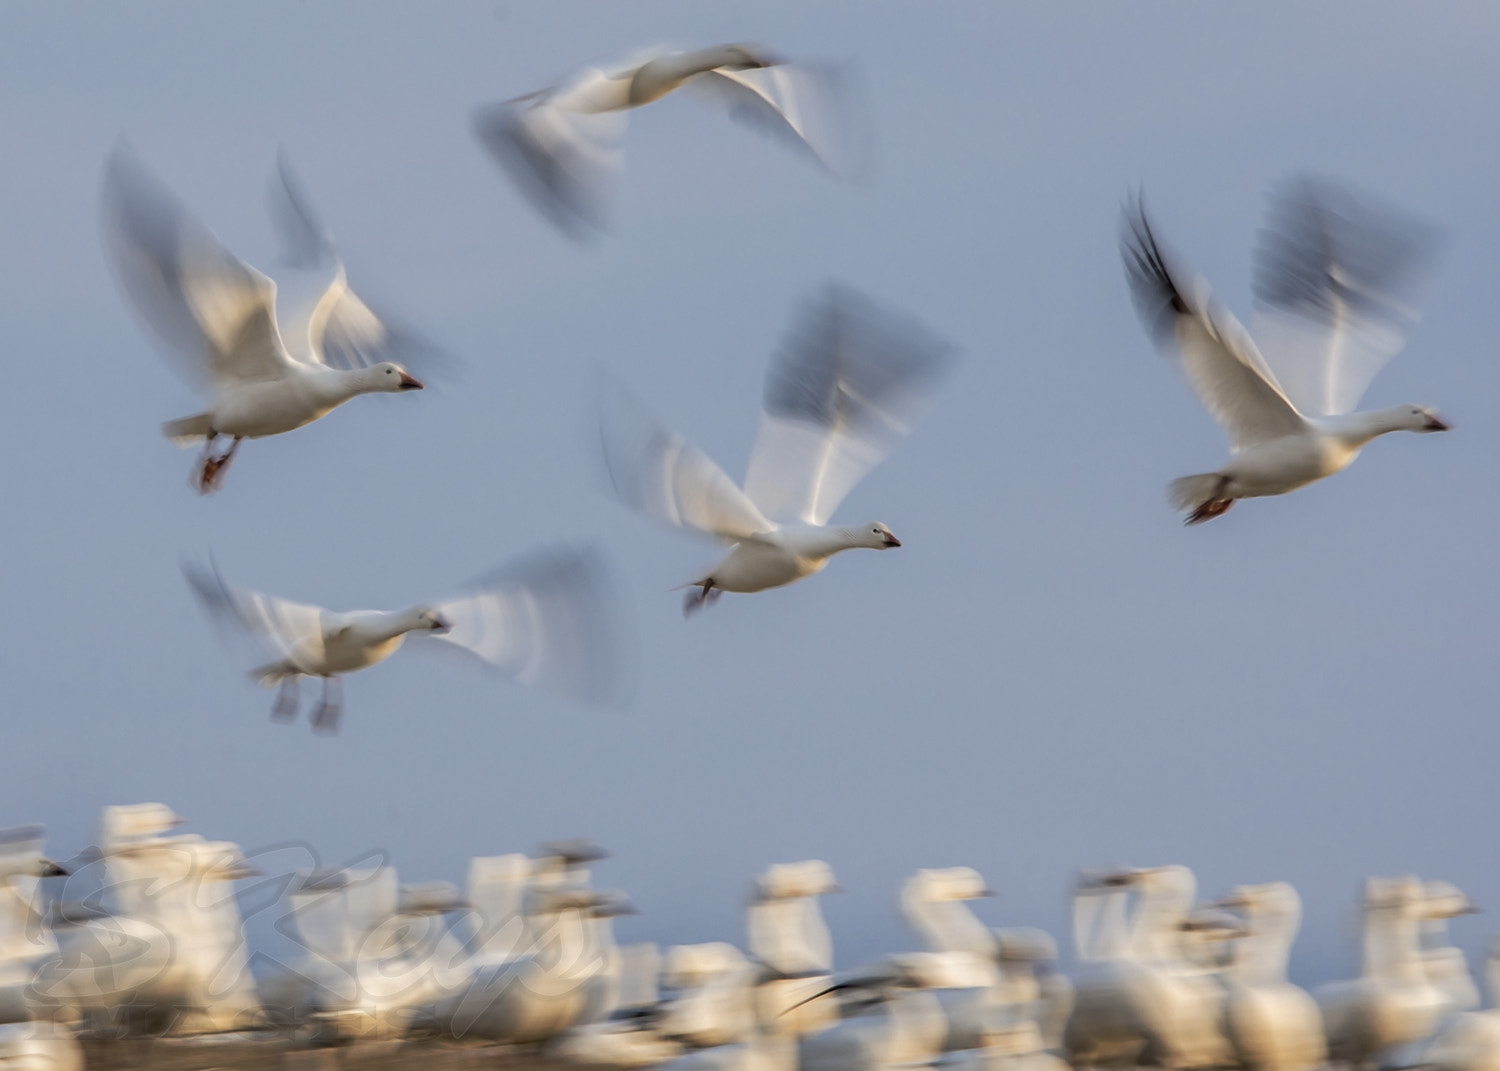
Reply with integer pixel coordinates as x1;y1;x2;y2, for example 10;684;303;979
0;806;1496;1071
61;26;1464;1071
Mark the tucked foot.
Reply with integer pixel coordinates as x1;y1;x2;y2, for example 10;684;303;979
311;677;343;734
1185;498;1235;525
682;581;721;618
271;680;299;722
311;701;343;734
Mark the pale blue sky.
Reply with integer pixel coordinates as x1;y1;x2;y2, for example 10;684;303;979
1;2;1497;984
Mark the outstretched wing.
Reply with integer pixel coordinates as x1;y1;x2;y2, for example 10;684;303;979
743;284;954;526
422;546;633;708
473;69;630;241
600;385;775;542
269;153;444;373
1121;197;1306;451
1251;174;1440;415
101;145;294;392
184;560;329;674
690;61;875;182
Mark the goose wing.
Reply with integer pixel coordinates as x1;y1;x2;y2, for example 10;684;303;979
601;385;775;542
1121;198;1307;451
1250;174;1439;415
689;61;874;181
473;68;631;240
102;146;296;392
269;153;442;372
419;546;631;707
743;284;954;526
184;560;330;675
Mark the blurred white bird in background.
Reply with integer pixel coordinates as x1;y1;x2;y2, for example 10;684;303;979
1210;882;1327;1071
1121;177;1448;524
747;860;842;1036
474;44;872;239
1316;875;1454;1068
1418;937;1500;1071
100;146;429;493
0;827;68;1027
184;547;630;732
36;804;262;1038
601;284;954;615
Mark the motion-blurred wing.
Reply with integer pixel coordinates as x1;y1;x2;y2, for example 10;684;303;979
743;284;954;526
691;61;874;181
423;546;633;707
269;154;444;373
1121;198;1306;451
601;387;775;542
473;75;629;240
184;560;329;674
101;145;293;392
1251;174;1440;415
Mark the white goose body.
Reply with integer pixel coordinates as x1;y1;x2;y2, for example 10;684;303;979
1121;178;1448;524
1206;408;1423;502
602;285;950;615
691;524;901;596
202;363;416;441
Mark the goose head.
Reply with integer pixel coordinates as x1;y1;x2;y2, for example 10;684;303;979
707;43;779;70
756;859;840;900
407;606;450;634
1401;404;1450;432
1422;879;1480;919
855;522;902;549
368;362;424;393
909;866;994;902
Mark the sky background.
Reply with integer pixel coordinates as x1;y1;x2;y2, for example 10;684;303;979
2;2;1498;988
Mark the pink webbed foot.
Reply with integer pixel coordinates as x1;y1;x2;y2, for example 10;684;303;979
1185;498;1235;525
195;436;241;495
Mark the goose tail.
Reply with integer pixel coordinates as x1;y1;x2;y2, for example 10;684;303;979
162;413;213;445
1169;473;1234;524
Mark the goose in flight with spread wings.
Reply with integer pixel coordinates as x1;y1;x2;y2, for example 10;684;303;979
474;44;870;239
1120;178;1448;525
601;284;953;615
185;548;627;733
101;146;427;493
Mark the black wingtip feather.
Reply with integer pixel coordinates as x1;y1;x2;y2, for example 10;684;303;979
1120;192;1190;346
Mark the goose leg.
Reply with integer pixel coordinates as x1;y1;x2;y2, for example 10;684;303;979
271;678;300;722
196;436;242;494
1185;498;1234;525
682;579;720;617
311;677;343;734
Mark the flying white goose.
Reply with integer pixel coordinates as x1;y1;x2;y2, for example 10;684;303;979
184;547;627;732
474;44;869;238
1120;178;1448;524
601;284;953;615
101;145;427;493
